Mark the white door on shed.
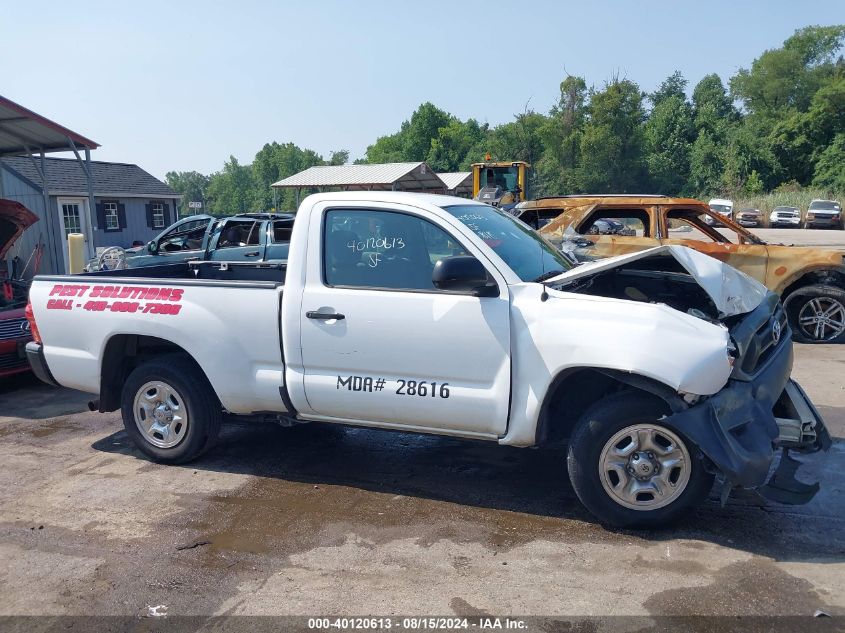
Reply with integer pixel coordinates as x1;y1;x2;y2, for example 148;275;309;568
56;198;92;271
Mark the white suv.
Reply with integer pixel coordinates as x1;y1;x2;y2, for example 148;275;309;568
769;206;801;228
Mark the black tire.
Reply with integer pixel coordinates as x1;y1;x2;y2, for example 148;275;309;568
120;354;222;464
566;392;714;529
784;284;845;344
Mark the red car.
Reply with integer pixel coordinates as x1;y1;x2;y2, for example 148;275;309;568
0;199;38;378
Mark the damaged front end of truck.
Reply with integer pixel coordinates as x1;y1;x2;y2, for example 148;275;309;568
551;245;831;505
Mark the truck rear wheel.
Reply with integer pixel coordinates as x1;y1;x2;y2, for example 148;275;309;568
120;355;221;464
567;392;714;529
784;285;845;344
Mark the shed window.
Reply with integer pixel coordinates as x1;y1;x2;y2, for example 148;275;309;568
152;203;165;228
104;202;119;231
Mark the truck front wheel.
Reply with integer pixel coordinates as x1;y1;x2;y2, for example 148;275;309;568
567;392;713;528
120;355;222;464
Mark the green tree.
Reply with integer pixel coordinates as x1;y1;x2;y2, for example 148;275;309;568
731;25;845;116
164;171;210;216
688;74;737;195
644;72;694;194
206;156;256;215
579;79;647;192
538;75;588;194
427;119;485;172
692;73;736;135
812;133;845;190
363;102;454;164
329;150;349;165
363;132;405;163
252;142;326;210
687;132;723;195
720;120;782;193
402;102;452;160
650;70;687;108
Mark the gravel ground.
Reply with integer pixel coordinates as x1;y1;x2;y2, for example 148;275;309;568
0;342;843;624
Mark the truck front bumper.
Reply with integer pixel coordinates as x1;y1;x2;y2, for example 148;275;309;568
665;311;830;504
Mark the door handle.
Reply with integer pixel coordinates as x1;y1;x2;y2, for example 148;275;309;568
306;311;345;320
244;251;260;257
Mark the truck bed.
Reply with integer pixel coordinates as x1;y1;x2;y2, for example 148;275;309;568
30;260;288;414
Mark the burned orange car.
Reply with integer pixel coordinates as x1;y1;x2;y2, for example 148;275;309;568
515;195;845;343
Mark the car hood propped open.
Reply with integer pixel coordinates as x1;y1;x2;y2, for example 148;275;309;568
549;245;768;318
0;199;38;260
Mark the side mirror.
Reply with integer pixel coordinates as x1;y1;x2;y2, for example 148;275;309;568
432;255;498;297
147;241;158;254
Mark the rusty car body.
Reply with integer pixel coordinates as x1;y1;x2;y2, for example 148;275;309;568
515;195;845;343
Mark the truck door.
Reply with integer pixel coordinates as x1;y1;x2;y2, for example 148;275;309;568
297;205;511;437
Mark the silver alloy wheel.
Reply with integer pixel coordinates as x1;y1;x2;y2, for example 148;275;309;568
798;297;845;341
598;423;691;511
133;381;189;449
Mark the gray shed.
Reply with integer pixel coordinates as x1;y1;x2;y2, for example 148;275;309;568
1;156;180;274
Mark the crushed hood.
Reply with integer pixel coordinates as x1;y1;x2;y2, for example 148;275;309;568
0;199;38;260
549;244;768;317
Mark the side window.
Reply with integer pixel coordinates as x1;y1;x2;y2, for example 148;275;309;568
272;220;294;242
580;208;648;237
323;209;468;291
158;219;210;252
665;210;735;244
218;220;260;248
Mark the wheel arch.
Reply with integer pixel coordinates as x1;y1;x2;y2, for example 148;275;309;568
99;334;211;413
535;367;685;446
777;265;845;298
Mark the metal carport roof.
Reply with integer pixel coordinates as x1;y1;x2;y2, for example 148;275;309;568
437;171;472;192
0;95;99;157
271;162;447;191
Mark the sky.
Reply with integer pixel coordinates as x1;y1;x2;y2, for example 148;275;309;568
2;1;844;180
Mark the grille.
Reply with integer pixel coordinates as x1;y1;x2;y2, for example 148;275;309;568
0;318;29;341
0;352;27;371
739;304;789;376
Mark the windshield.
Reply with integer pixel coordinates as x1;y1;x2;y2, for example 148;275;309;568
709;204;731;214
479;166;519;193
442;204;573;281
809;200;840;211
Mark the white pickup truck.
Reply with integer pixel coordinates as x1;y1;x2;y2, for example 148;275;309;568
25;192;830;528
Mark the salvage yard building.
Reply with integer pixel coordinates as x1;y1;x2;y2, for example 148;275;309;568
0;94;179;275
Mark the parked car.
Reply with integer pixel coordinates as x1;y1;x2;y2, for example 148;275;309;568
586;218;627;235
735;207;763;227
706;198;734;225
805;199;842;230
86;213;294;271
27;192;829;528
516;195;845;343
0;199;37;379
769;206;802;228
